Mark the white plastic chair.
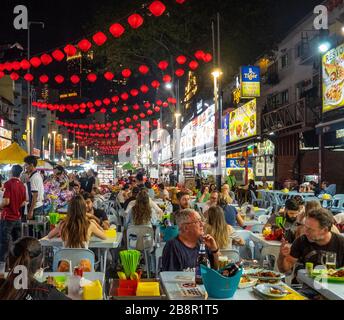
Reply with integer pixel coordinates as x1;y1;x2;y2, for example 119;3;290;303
260;246;280;271
234;230;255;259
219;249;240;263
154;242;166;276
250;223;264;234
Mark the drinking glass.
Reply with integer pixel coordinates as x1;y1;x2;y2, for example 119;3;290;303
321;252;337;270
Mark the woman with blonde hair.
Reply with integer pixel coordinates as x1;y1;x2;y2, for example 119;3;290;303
205;206;244;250
47;195;107;248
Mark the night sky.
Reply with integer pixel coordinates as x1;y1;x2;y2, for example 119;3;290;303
0;0;323;59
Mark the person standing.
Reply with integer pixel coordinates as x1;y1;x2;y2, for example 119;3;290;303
24;156;44;221
0;165;26;262
84;169;96;193
226;172;237;192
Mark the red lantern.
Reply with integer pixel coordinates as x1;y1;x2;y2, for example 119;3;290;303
24;73;34;82
12;61;21;70
20;59;31;70
4;62;13;71
129;126;133;129
30;57;42;68
109;23;125;38
70;75;80;84
54;75;65;84
111;96;120;103
133;104;140;111
87;73;97;82
154;106;160;112
133;115;139;121
80;103;86;109
111;107;118;113
103;98;111;106
104;72;114;81
122;106;129;112
64;44;77;57
87;102;94;108
140;85;149;93
176;55;187;65
0;64;4;72
128;14;144;29
203;53;213;63
95;100;102;107
151;80;160;89
119;120;125;125
122;69;132;78
175;69;185;77
39;75;49;84
52;49;65;61
41;54;53;66
113;121;118;126
189;60;199;70
78;39;92;52
176;0;186;4
80;109;86;114
144;102;151;108
149;1;166;17
126;117;132;123
162;75;171;83
162;102;169;107
121;92;129;101
140;113;146;119
139;65;149;74
147;110;153;116
156;100;163;106
92;32;107;46
158;60;169;70
130;89;139;97
100;108;106;113
195;50;205;60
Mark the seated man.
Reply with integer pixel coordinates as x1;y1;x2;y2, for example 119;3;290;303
170;192;191;225
83;192;110;230
264;199;300;243
162;209;219;272
203;191;219;215
278;208;344;273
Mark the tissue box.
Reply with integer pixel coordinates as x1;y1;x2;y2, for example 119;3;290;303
82;280;103;300
104;229;117;238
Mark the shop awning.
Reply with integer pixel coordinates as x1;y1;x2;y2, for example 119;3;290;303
316;118;344;135
0;142;28;164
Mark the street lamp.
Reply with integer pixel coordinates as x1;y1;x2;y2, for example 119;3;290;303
318;42;330;53
48;133;51;160
77;143;80;159
52;131;57;162
72;142;76;159
85;146;88;160
29;117;35;154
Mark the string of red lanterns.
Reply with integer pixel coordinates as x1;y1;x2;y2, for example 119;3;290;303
0;1;171;72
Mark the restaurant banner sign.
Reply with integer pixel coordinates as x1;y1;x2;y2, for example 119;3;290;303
229;99;257;143
222;113;230;144
322;43;344;113
240;66;261;98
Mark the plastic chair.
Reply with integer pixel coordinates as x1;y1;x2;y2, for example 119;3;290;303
107;207;123;226
234;230;255;259
154;242;165;276
52;248;95;272
260;246;280;272
219;249;240;263
325;185;337;197
258;215;270;225
250;190;264;207
330;197;344;214
305;197;321;203
250;223;264;234
254;209;268;218
266;206;274;216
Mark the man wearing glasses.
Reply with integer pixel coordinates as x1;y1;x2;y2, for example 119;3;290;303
162;209;219;271
278;208;344;273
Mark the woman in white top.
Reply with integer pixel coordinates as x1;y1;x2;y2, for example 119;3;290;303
47;195;106;248
125;190;162;227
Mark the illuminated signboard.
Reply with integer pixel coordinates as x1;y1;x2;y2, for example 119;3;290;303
229;99;257;143
240;66;261;98
60;92;78;99
222;113;230;144
322;43;344;113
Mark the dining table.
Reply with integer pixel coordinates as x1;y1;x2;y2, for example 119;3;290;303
296;269;344;300
40;232;123;273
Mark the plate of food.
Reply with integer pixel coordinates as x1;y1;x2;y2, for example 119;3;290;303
311;268;344;283
238;275;258;289
253;284;289;298
243;269;285;281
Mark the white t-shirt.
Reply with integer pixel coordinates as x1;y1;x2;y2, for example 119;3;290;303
30;171;44;209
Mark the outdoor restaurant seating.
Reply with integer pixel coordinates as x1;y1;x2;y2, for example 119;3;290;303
53;248;95;272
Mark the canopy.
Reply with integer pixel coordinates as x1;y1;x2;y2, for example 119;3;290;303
37;160;54;170
0;142;28;164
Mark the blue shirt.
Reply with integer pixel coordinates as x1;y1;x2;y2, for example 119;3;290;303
222;205;238;227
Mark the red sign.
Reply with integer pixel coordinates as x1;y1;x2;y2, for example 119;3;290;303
66;148;74;156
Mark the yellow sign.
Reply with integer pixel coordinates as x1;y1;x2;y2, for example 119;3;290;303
240;66;261;98
60;92;78;99
322;43;344;113
229;99;257;143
